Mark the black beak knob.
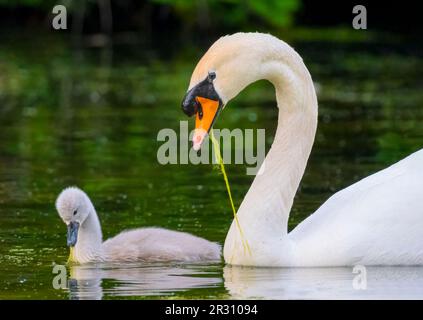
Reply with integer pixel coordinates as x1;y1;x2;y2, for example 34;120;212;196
181;89;198;117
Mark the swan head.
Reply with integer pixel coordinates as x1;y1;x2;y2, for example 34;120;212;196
55;187;92;247
181;71;224;150
182;33;272;150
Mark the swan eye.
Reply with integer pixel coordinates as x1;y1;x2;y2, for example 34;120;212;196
73;210;77;215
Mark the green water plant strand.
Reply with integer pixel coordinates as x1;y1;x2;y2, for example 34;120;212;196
210;129;251;256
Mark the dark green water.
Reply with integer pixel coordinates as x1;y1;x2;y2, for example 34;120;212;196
0;31;422;299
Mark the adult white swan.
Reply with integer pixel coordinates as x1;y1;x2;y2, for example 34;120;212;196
181;32;423;267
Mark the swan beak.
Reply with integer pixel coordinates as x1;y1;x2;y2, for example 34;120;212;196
67;221;79;247
193;97;220;151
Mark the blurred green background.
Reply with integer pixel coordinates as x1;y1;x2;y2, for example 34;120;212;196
0;0;422;299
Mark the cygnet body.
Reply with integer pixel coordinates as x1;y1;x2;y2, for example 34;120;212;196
55;187;221;264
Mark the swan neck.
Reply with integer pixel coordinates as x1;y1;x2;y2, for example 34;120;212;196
224;42;318;264
240;85;316;231
74;204;104;262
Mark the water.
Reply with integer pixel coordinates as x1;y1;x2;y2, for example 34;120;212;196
0;31;422;299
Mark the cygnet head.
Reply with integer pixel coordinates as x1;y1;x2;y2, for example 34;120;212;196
56;187;92;247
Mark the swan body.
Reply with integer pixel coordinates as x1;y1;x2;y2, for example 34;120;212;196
183;32;423;266
55;187;221;264
289;150;423;266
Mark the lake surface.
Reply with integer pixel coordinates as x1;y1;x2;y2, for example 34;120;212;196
0;30;422;299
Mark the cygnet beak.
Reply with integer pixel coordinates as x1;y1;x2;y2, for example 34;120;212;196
67;221;80;247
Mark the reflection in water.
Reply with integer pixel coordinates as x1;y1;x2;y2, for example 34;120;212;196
68;263;423;299
68;263;223;300
224;265;423;299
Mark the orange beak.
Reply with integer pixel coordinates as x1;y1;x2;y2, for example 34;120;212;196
192;96;220;151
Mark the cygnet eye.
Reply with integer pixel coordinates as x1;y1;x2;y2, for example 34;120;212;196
73;210;78;215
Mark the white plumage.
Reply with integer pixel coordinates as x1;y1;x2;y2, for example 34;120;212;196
290;149;423;266
186;32;423;266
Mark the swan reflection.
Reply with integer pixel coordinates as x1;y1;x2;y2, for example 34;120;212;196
224;265;423;299
67;263;423;299
68;263;222;300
